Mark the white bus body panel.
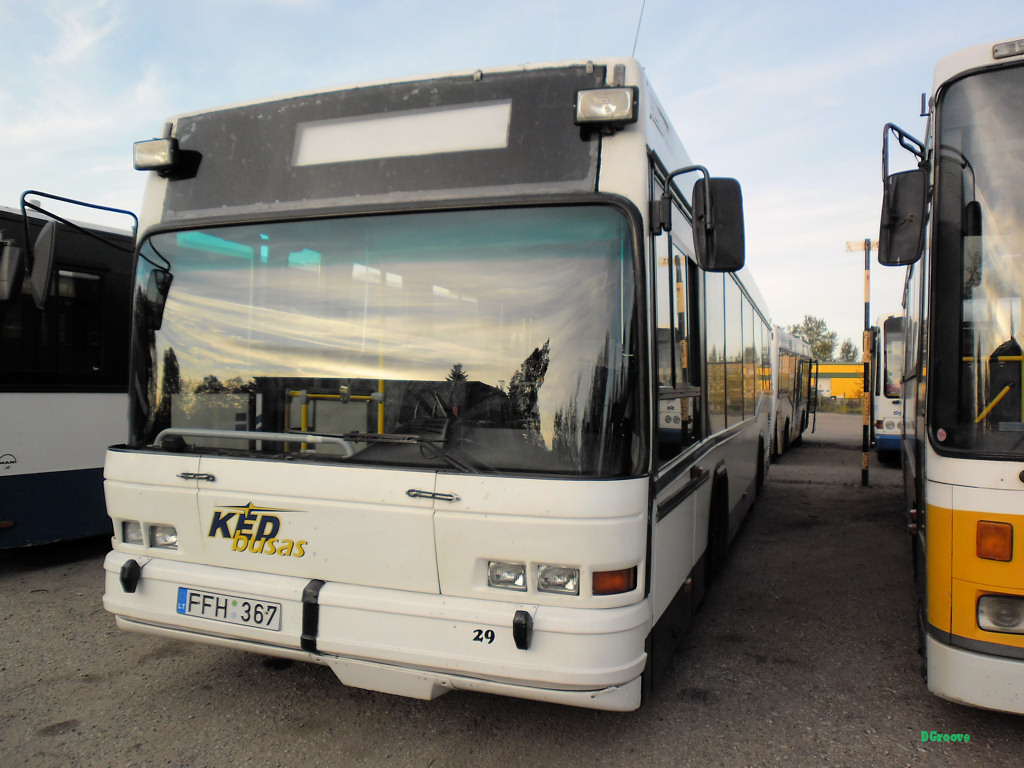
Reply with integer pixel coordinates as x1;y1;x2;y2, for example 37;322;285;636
104;450;651;710
926;448;1024;494
1;392;125;476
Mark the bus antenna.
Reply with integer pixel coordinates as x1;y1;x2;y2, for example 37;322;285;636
631;0;647;57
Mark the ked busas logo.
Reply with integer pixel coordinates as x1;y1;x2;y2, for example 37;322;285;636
207;502;307;558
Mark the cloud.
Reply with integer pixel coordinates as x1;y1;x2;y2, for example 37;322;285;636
35;0;121;65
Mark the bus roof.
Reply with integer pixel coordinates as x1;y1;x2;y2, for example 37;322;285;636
933;35;1024;93
159;57;650;124
139;58;694;229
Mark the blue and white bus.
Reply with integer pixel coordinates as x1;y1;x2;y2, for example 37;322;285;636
0;195;134;548
871;312;904;459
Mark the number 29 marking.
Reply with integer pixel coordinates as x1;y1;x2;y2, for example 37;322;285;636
472;628;495;644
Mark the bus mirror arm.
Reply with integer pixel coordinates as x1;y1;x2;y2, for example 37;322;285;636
878;124;927;267
19;189;139;309
650;196;673;235
652;164;710;236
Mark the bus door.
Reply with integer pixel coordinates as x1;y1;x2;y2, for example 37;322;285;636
804;359;819;433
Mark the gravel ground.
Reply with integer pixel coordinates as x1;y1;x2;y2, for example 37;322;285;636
2;413;1022;767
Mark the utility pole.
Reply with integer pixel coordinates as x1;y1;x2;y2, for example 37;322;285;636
846;239;875;486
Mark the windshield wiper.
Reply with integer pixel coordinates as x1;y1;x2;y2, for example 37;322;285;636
345;430;484;474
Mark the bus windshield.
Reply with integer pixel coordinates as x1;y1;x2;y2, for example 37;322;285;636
129;205;641;476
933;63;1024;456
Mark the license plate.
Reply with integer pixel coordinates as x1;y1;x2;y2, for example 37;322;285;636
176;587;281;631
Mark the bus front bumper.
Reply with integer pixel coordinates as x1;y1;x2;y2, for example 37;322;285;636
926;633;1024;714
103;551;649;711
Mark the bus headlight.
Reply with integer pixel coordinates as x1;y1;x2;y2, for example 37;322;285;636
149;524;179;550
537;565;580;595
487;561;526;591
978;595;1024;633
122;520;144;546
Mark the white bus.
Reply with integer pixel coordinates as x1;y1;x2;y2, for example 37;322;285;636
0;195;134;548
771;326;815;456
879;35;1024;713
871;312;904;460
103;59;773;711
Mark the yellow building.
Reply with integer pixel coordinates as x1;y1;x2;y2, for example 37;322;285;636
815;363;864;399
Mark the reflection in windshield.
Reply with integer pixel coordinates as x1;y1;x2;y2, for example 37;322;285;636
129;206;640;476
933;64;1024;455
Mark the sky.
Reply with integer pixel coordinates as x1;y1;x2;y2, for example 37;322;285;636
1;0;1021;352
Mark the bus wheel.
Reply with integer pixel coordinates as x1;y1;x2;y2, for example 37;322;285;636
705;475;729;582
756;439;766;492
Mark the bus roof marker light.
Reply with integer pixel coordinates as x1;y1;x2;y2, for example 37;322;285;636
992;39;1024;60
977;521;1013;562
574;87;639;131
134;138;201;179
134;138;178;172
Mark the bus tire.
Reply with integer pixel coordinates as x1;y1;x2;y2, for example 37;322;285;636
756;439;767;492
705;472;729;582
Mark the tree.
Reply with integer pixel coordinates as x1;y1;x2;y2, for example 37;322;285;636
447;363;467;382
838;339;860;362
788;315;838;361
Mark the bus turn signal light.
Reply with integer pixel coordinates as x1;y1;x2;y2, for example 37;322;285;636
593;567;638;596
977;521;1013;562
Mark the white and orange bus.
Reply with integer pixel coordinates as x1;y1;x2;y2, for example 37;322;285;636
879;35;1024;713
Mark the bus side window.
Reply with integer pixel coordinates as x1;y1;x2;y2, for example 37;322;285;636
654;191;701;464
673;242;702;444
705;272;726;435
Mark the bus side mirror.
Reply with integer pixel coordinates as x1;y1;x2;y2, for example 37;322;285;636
0;239;24;301
30;221;57;309
693;177;745;272
878;169;926;266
